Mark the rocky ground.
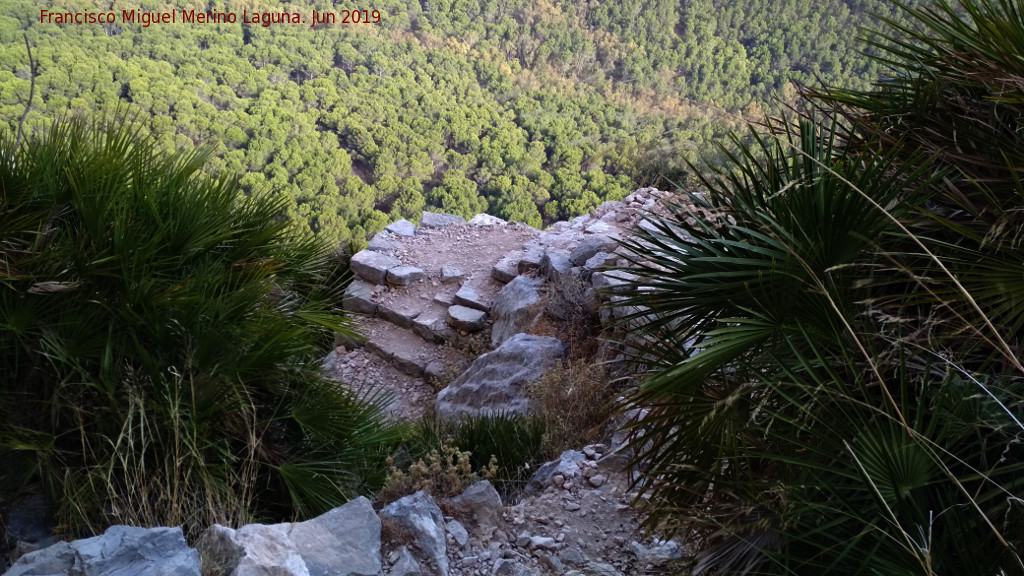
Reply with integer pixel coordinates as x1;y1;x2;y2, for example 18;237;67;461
319;187;690;575
3;188;695;576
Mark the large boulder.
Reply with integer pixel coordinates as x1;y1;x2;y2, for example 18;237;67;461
197;496;382;576
435;333;567;419
5;525;200;576
490;276;543;347
379;491;447;576
447;305;488;332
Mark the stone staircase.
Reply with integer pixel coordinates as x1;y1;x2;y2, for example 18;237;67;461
327;188;670;419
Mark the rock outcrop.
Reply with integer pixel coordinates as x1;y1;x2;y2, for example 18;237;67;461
435;334;568;419
380;491;448;575
198;496;382;576
5;525;200;576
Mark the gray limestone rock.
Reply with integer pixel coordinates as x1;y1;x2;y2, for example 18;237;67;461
447;305;488;332
435;334;567;419
583;252;610;272
424;360;445;382
587;561;624;576
591;270;637;294
446;520;470;550
446;481;503;540
380;491;447;576
628;540;683;565
492;251;523;284
441;266;464;284
377;301;422;329
540;249;572;282
392;347;426;378
453;282;492;313
386;219;418;237
433;291;456;307
569;235;617;266
492;559;540;576
490;276;543;347
518;244;545;274
6;525;200;576
558;546;586;566
412;311;453;343
389;547;423;576
387;266;426;287
197;496;381;576
525;451;586;496
420;212;465;228
467;213;506;226
343;280;377;315
368;231;403;252
351;251;402;285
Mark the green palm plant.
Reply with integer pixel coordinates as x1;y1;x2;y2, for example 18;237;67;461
813;0;1024;370
0;118;402;538
611;113;1024;572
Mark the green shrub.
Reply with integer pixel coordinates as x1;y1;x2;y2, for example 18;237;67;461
0;119;403;539
393;413;546;500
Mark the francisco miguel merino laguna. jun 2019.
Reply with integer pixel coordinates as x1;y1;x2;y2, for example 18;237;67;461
39;7;382;27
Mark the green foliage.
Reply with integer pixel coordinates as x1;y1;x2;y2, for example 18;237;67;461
0;0;923;244
611;1;1024;571
0;118;403;538
400;413;546;497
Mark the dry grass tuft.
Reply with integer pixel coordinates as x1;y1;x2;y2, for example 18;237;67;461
529;359;618;458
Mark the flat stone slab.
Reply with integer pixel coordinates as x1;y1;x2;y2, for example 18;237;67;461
367;231;402;252
351;250;402;285
413;310;454;343
420;211;466;228
385;219;417;237
387;266;425;286
453;281;493;313
343;280;377;315
377;300;421;329
448;305;487;332
441;266;464;284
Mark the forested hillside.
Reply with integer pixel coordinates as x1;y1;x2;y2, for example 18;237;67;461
0;0;924;246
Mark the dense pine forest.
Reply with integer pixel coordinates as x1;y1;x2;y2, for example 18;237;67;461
0;0;923;246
